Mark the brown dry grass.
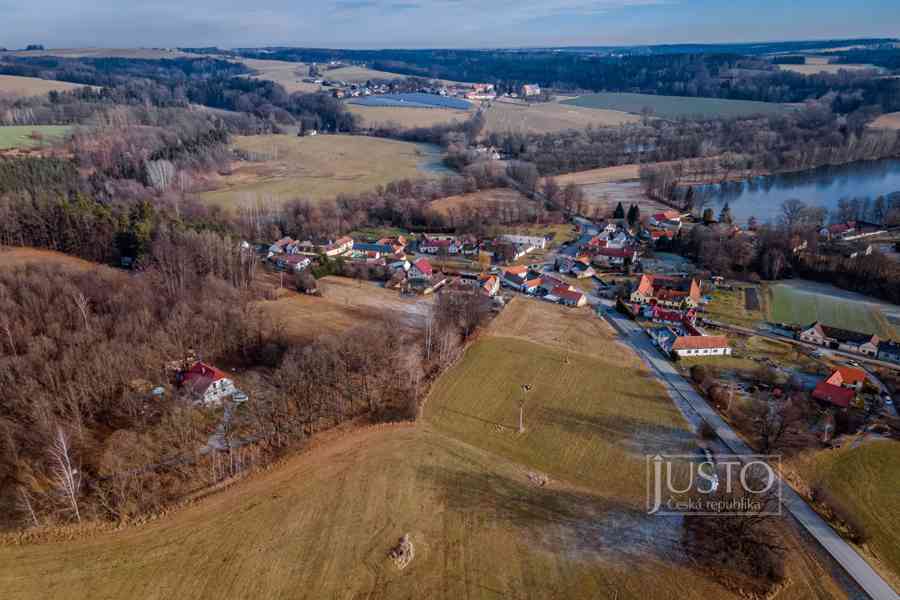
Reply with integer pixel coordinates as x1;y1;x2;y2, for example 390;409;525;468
0;247;102;271
551;164;671;215
238;58;322;94
482;98;640;135
427;187;528;216
256;275;432;343
324;65;406;82
348;104;473;129
870;112;900;131
0;75;90;98
200;134;444;208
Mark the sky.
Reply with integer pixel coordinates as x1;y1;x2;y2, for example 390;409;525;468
1;0;899;50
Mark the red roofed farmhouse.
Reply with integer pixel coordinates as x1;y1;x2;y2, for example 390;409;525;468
670;335;731;358
812;381;855;408
631;274;702;309
409;258;434;280
181;362;236;405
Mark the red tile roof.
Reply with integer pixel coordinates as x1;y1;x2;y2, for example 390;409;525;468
671;335;730;350
827;367;867;387
812;381;854;408
413;258;433;276
552;287;584;303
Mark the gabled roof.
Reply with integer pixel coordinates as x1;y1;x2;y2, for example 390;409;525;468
812;381;854;408
594;246;635;258
412;258;433;276
829;367;867;386
504;265;529;276
552;287;584;303
805;322;878;345
671;335;730;350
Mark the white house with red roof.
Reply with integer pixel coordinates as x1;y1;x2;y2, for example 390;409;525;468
181;362;236;405
409;258;434;281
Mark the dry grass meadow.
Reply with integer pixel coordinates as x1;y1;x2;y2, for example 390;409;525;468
238;58;322;94
777;57;880;75
551;164;671;215
256;276;432;343
427;187;530;216
199;134;445;209
325;65;407;82
0;75;90;98
0;125;72;150
870;112;900;130
0;247;102;270
790;438;900;586
482;98;639;135
349;104;474;129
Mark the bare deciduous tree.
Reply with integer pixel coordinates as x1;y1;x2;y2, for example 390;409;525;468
48;427;81;523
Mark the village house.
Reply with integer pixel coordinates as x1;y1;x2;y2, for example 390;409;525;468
351;242;400;260
479;273;500;297
551;287;587;307
420;237;461;255
591;246;638;268
631;274;702;309
181;362;236;405
521;84;541;97
669;334;731;358
812;381;855;409
649;210;683;229
501;234;547;251
273;254;311;272
268;237;294;255
409;257;434;281
796;322;879;356
877;340;900;363
320;236;353;257
824;366;867;391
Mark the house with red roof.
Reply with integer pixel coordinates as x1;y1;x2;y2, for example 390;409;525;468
591;246;638;268
479;273;500;297
550;286;587;307
409;258;434;281
812;381;855;409
631;274;702;309
181;362;236;405
825;366;867;391
669;334;731;358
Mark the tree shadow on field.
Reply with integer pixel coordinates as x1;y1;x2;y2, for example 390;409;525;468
416;464;685;564
539;407;695;456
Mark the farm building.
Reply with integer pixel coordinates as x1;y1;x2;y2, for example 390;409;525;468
811;381;855;409
181;362;236;405
409;258;434;281
824;367;867;391
501;234;547;250
591;246;637;268
552;287;587;307
631;274;702;309
797;322;879;356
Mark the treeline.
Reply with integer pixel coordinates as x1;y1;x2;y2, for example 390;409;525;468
230;47;900;113
497;103;900;178
0;56;358;132
0;242;492;527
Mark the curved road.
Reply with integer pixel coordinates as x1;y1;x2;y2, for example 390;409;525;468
601;305;899;600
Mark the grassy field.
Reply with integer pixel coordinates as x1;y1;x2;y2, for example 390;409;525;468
0;292;849;600
495;222;578;248
0;125;71;150
256;276;431;343
238;58;321;94
482;98;639;134
777;56;880;75
349;104;473;129
550;164;671;216
0;247;100;271
325;65;406;82
870;112;900;130
200;134;445;208
0;75;90;98
793;439;900;583
563;92;791;119
766;281;897;338
427;188;529;216
702;286;765;329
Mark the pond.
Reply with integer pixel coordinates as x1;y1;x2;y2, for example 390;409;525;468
688;158;900;224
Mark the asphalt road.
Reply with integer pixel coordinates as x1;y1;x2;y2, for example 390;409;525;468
600;305;899;600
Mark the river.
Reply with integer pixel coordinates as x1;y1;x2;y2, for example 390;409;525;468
688;158;900;224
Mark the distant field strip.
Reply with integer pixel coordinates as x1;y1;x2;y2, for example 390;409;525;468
563;93;792;119
347;93;472;110
0;74;90;98
0;125;71;150
766;282;896;337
